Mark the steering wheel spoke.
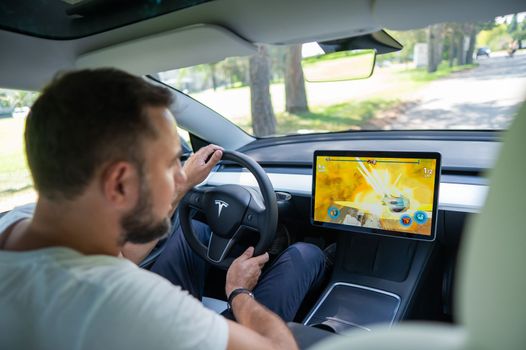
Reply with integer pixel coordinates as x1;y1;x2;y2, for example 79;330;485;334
181;187;208;212
207;232;236;263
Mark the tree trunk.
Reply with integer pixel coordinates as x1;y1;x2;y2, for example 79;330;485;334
427;23;444;73
249;44;276;137
209;64;218;91
449;31;455;67
447;24;458;67
465;24;477;65
285;44;309;114
456;25;466;66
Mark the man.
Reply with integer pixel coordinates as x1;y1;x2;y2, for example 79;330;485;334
0;68;324;349
0;144;328;322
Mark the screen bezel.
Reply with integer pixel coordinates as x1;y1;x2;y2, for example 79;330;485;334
311;150;441;241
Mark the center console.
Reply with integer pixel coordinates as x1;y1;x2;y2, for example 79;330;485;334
304;282;400;333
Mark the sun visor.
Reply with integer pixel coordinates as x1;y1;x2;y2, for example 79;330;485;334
374;0;525;30
76;24;256;75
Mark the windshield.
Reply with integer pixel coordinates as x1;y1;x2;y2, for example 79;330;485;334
158;16;526;137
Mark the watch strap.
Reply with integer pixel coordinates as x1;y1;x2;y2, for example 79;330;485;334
227;288;254;310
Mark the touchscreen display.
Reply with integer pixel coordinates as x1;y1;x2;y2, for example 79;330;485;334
312;151;441;240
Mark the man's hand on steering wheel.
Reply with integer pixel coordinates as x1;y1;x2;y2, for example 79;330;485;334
183;144;223;190
171;144;223;216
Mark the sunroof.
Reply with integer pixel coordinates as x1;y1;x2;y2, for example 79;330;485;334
0;0;213;40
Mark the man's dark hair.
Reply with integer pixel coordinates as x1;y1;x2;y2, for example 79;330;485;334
25;68;174;200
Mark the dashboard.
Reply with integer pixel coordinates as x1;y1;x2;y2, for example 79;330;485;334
195;131;500;327
203;131;497;214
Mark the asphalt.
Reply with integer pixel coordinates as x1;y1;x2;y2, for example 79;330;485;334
382;52;526;130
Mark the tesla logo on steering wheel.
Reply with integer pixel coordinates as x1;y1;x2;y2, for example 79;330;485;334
214;200;229;217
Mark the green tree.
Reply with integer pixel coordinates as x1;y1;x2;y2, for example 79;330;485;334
0;89;38;109
444;22;481;67
508;14;518;33
477;24;510;51
14;90;38;107
427;23;445;73
220;57;250;88
381;29;427;63
0;91;11;108
267;46;287;83
208;63;218;91
509;14;526;43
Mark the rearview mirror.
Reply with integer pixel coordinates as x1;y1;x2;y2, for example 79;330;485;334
301;46;376;82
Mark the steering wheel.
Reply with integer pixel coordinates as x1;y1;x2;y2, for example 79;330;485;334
179;150;278;269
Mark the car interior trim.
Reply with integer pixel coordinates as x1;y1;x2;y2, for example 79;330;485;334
206;233;236;263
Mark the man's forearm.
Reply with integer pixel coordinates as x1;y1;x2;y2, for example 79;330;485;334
231;294;298;350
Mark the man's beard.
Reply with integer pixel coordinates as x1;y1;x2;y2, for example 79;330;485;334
120;175;171;244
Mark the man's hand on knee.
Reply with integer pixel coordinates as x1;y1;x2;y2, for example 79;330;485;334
226;246;269;297
224;247;298;350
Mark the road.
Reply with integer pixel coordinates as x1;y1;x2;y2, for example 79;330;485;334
382;52;526;130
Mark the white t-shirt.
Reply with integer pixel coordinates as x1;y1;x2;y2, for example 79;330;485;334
0;203;35;233
0;207;228;350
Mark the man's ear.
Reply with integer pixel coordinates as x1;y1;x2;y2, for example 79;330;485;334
100;161;140;209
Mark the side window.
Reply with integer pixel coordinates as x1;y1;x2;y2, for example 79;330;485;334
0;91;194;213
0;88;39;212
177;127;192;154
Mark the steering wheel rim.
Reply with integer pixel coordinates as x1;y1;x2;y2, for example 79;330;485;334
179;150;278;269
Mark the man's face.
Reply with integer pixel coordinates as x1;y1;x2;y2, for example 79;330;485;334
120;107;186;244
121;173;169;244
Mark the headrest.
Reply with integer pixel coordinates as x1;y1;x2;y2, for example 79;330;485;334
458;101;526;349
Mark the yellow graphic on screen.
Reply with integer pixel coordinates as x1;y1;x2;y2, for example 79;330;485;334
314;156;437;236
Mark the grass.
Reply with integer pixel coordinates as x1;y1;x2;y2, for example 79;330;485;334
275;99;400;134
236;98;401;135
303;52;374;82
396;62;478;82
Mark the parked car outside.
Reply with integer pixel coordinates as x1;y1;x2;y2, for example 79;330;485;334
476;47;491;58
11;106;30;119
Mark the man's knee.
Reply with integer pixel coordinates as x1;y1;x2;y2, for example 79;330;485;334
286;242;326;272
191;220;212;243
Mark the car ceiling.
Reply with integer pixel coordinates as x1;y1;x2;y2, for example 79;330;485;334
0;0;214;39
0;0;523;91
